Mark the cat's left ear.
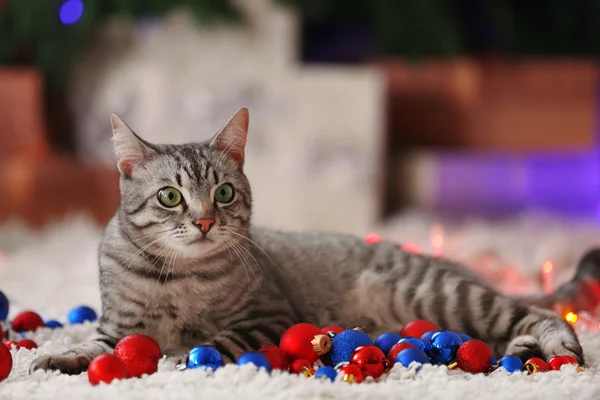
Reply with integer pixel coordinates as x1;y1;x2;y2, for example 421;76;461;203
110;114;155;178
210;107;249;167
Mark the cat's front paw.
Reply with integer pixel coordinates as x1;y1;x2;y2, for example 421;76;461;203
30;352;91;375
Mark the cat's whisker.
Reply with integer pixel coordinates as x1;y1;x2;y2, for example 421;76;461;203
120;232;176;273
166;245;181;287
226;236;262;290
104;227;177;244
222;236;254;286
153;245;175;293
226;229;283;273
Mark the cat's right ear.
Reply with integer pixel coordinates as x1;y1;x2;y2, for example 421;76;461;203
110;114;154;178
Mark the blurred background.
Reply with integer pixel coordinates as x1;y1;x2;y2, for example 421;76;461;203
3;0;600;317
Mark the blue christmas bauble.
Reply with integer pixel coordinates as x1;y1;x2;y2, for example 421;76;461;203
328;329;373;366
315;366;337;382
397;337;427;353
427;331;463;364
187;345;222;371
498;355;523;373
374;332;402;356
419;330;439;345
0;290;8;321
457;332;472;342
45;320;63;329
395;348;430;368
237;352;271;373
67;306;98;324
491;356;498;365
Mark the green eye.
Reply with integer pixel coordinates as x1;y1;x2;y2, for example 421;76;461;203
214;183;235;204
157;187;182;207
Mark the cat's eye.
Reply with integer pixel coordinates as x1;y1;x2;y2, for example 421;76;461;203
157;187;183;208
214;183;235;204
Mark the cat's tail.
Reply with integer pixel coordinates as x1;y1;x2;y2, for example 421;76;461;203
516;248;600;313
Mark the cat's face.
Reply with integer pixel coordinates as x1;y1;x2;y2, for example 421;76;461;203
111;108;252;262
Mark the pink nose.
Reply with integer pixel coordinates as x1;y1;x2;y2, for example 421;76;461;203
193;218;215;234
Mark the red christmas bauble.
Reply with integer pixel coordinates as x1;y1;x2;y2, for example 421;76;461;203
321;326;344;335
88;354;128;385
18;339;38;350
386;342;416;367
339;363;364;383
0;343;12;382
350;345;386;379
399;320;439;339
279;323;322;363
289;358;312;374
113;334;161;378
11;311;45;333
259;349;288;371
524;357;549;373
455;340;492;373
4;341;19;350
548;356;578;371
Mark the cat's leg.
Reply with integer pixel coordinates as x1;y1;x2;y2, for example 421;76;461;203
29;327;119;374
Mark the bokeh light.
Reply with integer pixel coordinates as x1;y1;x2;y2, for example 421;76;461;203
59;0;84;25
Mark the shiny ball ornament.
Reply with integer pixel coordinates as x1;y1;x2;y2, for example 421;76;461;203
67;306;98;324
491;356;497;365
455;339;492;373
395;348;430;368
498;355;524;373
350;345;386;379
88;354;127;385
18;339;37;350
259;348;288;371
400;320;439;339
315;366;337;382
0;290;8;320
398;337;427;353
548;356;579;371
45;320;63;329
237;352;272;373
4;341;19;350
339;364;363;384
114;334;161;378
524;357;549;373
328;329;373;366
419;330;439;345
11;311;45;332
387;342;417;367
0;343;12;382
374;332;402;356
427;331;463;364
186;346;222;371
279;323;322;363
290;358;312;374
457;333;472;342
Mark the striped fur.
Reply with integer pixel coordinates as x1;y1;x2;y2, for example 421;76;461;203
30;108;583;374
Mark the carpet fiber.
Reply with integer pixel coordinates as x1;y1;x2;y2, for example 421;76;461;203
1;213;600;400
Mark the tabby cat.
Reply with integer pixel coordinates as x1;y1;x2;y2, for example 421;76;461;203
31;107;584;374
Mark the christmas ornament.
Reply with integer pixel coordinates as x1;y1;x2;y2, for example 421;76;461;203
4;341;18;350
0;343;11;382
45;320;63;329
419;330;439;345
290;359;312;374
398;337;427;353
315;366;337;382
11;311;45;332
0;290;8;320
258;346;288;371
386;342;417;367
18;339;37;350
113;334;161;378
67;305;98;324
311;334;332;356
524;357;549;373
279;323;322;363
186;346;222;371
427;331;463;364
457;333;472;342
328;329;373;366
498;355;524;373
451;339;492;373
339;364;363;384
400;320;439;339
548;356;580;371
374;332;402;356
321;326;344;336
395;348;430;368
88;354;127;385
237;352;271;373
365;232;382;244
350;345;386;379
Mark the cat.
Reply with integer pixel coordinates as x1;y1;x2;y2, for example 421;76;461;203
30;107;584;374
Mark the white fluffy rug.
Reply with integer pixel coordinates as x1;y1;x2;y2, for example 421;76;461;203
1;212;600;400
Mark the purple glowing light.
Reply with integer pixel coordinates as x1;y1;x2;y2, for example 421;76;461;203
59;0;84;25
